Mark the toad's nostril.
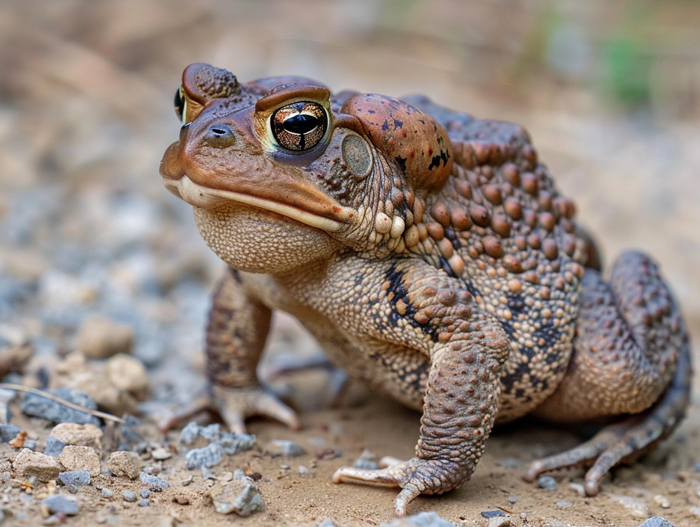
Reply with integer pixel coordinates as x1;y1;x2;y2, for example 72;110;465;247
206;124;236;146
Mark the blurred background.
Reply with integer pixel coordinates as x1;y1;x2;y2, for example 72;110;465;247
0;0;699;398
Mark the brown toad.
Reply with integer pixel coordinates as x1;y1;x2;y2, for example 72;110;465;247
159;63;692;516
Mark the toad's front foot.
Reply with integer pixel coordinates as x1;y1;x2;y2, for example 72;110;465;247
157;385;300;434
333;457;462;516
211;385;300;434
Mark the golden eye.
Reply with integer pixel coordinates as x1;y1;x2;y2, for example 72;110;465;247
271;101;327;151
174;85;187;124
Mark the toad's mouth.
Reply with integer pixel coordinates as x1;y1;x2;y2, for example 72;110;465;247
162;175;355;233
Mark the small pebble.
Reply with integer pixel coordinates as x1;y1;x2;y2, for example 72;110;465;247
181;475;193;486
21;388;100;426
307;437;326;447
218;432;256;455
507;496;517;504
179;422;200;445
0;425;21;443
299;465;309;475
199;424;221;442
488;517;511;527
122;490;137;502
315;448;341;460
637;517;675;527
498;458;522;468
481;510;505;519
139;472;169;489
23;439;36;451
76;316;134;359
58;445;101;476
58;470;91;486
42;436;65;457
67;484;78;494
353;449;379;470
536;476;557;491
556;500;572;508
138;499;149;507
151;447;172;461
139;489;150;499
186;443;223;469
267;439;305;457
101;488;113;498
49;423;102;451
108;451;141;479
13;449;61;482
42;495;79;515
610;495;649;518
209;477;265;517
317;519;338;527
379;511;456;527
568;482;585;497
653;494;671;508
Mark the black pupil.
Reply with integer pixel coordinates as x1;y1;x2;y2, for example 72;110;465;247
174;88;184;118
283;114;319;135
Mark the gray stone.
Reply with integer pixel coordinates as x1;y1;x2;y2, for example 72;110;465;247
43;436;65;456
138;499;149;507
481;510;505;518
0;425;20;443
186;443;223;469
379;511;456;527
139;489;150;499
178;422;200;445
42;495;78;515
353;458;378;470
101;488;113;498
318;520;338;527
122;490;137;502
637;518;675;527
199;424;220;442
58;470;90;486
537;476;557;491
268;439;305;457
21;388;100;426
209;477;265;517
139;472;169;489
23;439;35;451
556;500;572;508
218;432;255;455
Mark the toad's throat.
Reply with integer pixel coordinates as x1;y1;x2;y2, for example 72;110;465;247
163;175;353;233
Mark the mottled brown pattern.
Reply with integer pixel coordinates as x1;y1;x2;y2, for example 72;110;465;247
159;63;692;516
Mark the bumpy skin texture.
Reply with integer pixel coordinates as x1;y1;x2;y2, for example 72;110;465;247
160;63;692;516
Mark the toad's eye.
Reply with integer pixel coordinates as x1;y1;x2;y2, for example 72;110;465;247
271;101;328;152
174;86;186;124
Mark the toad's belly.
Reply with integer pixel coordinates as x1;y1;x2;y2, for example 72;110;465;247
244;272;572;422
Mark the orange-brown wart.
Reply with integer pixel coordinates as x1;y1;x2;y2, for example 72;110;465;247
160;63;692;517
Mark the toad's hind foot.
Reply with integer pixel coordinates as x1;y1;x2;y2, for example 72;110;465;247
525;340;691;495
333;457;461;517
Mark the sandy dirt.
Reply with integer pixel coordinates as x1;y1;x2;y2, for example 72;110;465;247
1;1;700;526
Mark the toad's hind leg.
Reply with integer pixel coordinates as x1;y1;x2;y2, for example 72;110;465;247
526;250;692;495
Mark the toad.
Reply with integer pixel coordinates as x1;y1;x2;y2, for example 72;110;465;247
159;63;692;516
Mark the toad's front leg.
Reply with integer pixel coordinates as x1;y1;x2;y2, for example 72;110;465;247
161;266;299;433
328;259;509;516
